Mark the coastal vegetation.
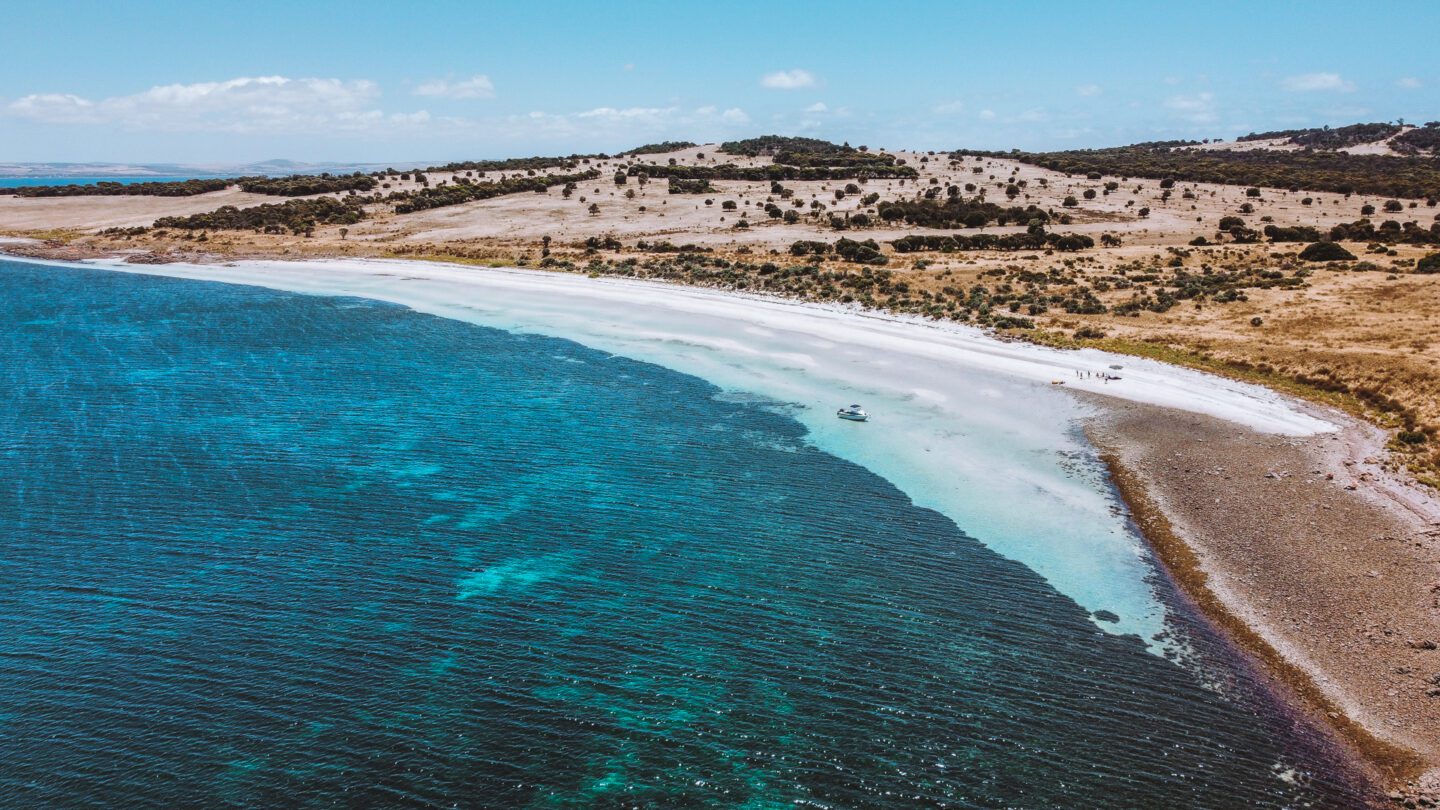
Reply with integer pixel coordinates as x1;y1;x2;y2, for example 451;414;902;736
238;173;377;196
790;238;889;265
388;170;600;214
152;196;366;234
1327;218;1440;244
717;135;853;157
1393;122;1440;155
632;162;917;181
667;177;716;194
1232;120;1440;157
5;178;237;197
1298;241;1357;262
961;143;1440;199
1237;122;1403;149
717;135;907;173
891;232;1095;252
619;141;697;155
424;154;606;174
877;196;1049;228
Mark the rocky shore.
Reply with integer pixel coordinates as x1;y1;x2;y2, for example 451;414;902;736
1087;398;1440;805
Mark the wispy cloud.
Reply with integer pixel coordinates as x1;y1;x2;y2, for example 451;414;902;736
1397;76;1422;89
7;93;95;124
1075;84;1102;97
805;102;828;113
5;76;427;135
3;75;761;149
932;100;965;115
503;105;751;141
760;69;816;90
1164;91;1217;123
1281;72;1355;93
413;75;495;99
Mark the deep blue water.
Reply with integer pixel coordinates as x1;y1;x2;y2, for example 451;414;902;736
0;176;221;189
0;259;1369;807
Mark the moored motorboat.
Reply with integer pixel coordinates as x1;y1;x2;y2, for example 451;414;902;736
837;404;869;422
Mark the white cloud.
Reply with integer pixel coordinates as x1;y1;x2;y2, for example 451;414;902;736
760;69;816;90
1164;91;1217;123
1075;84;1102;97
1281;72;1355;93
414;74;495;99
978;109;996;120
805;102;828;113
576;106;677;122
7;93;95;123
503;105;752;143
932;100;965;115
5;76;426;135
1397;76;1422;89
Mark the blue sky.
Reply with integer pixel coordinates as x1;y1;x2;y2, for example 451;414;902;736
3;0;1437;164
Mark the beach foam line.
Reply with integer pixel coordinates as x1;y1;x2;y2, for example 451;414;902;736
26;256;1337;645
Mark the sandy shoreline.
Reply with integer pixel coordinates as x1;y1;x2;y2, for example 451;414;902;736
6;250;1440;800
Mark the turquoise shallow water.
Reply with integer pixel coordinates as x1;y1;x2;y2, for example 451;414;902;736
0;260;1368;807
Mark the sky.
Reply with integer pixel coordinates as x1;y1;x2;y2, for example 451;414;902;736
2;0;1438;165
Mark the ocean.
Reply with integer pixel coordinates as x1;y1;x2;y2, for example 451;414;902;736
0;258;1368;807
0;176;218;189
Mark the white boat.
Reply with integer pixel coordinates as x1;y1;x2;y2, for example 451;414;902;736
837;404;869;422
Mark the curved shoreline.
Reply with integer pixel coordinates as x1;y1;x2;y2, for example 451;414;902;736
6;250;1439;800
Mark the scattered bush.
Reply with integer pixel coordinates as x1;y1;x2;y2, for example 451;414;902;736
390;170;600;213
668;177;716;194
1297;241;1357;262
956;143;1440;198
239;173;376;196
153;196;366;233
8;178;237;198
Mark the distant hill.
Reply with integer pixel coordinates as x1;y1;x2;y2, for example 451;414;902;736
0;159;429;179
1225;121;1440;157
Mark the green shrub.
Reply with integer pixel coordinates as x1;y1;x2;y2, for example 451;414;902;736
1297;241;1357;262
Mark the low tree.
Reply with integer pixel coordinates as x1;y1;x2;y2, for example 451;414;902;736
1298;241;1356;261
